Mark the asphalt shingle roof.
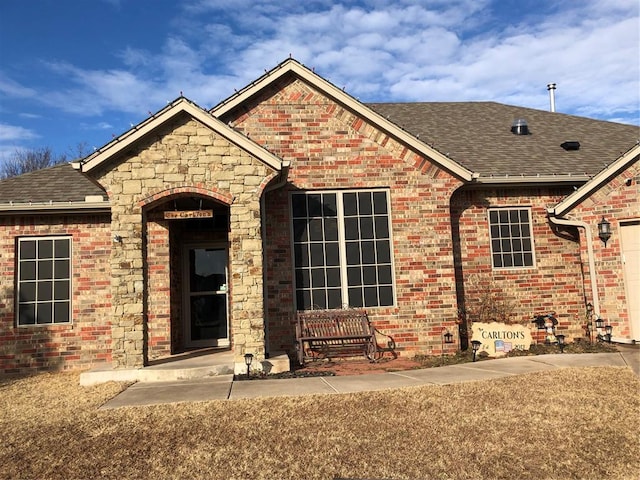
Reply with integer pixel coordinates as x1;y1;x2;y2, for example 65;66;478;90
1;102;638;207
0;163;106;204
367;102;639;177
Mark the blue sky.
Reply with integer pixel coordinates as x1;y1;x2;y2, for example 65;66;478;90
0;0;638;163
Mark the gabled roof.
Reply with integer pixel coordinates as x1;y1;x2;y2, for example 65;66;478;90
368;102;640;182
0;163;108;213
81;97;286;173
211;58;475;182
549;142;640;217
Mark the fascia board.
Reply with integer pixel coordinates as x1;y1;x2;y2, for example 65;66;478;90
0;201;111;214
551;143;640;217
82;99;283;173
474;175;589;185
212;60;474;182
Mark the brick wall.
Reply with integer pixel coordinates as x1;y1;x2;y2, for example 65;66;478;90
568;160;640;338
223;76;464;357
451;186;587;343
0;214;112;375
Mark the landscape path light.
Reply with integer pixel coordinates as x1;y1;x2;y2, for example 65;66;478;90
604;325;613;343
595;317;605;330
471;340;482;362
244;353;253;379
556;334;566;353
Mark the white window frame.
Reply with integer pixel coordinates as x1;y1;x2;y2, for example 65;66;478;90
487;207;536;270
16;236;72;326
290;189;396;311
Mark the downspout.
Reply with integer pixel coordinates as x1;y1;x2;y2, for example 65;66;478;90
259;161;291;358
547;214;600;318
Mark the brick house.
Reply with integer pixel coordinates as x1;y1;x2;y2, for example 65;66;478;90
1;58;638;375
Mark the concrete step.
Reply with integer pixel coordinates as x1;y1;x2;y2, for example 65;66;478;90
80;350;235;386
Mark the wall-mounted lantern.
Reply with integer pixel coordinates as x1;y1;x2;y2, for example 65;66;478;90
597;217;612;247
444;330;454;344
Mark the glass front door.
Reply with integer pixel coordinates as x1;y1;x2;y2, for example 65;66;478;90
184;246;229;348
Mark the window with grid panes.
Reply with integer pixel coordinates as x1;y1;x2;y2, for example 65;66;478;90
291;190;394;310
17;237;72;325
488;208;535;269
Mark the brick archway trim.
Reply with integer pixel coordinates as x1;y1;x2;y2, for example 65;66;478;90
139;185;234;208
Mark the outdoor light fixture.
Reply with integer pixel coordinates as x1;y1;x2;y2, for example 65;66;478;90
444;330;454;344
471;340;482;362
598;216;612;247
556;334;566;353
244;353;253;379
595;317;605;330
604;325;613;343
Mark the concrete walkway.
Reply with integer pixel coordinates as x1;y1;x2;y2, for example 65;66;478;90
100;349;639;409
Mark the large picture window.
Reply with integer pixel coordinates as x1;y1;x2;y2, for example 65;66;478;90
291;190;394;310
17;237;72;326
488;208;535;269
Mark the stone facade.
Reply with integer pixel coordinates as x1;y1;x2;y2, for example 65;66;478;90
91;113;276;369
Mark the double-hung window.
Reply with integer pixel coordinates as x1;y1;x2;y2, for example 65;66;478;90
488;208;535;269
291;190;394;310
17;236;72;326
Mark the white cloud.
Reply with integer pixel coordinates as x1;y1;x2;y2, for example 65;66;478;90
2;0;638;131
0;75;37;98
0;123;38;142
79;121;113;131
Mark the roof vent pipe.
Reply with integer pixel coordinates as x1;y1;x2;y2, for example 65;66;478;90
547;83;556;112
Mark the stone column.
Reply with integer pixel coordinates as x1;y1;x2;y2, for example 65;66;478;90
229;195;266;372
110;206;146;369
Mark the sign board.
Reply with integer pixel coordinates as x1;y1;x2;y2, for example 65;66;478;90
471;322;532;357
164;210;213;220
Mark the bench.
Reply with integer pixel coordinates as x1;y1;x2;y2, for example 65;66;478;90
295;309;396;365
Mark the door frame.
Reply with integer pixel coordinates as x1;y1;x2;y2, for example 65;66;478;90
182;242;230;348
620;220;640;341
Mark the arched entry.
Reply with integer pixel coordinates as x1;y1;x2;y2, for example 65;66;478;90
144;193;231;359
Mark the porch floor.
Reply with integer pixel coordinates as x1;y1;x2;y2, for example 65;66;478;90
80;348;234;386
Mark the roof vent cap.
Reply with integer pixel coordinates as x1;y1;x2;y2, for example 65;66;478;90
511;118;530;135
561;141;580;151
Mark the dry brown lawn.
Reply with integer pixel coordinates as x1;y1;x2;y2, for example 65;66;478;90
1;367;639;480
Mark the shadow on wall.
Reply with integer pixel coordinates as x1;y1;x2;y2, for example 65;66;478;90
1;283;66;377
450;189;491;351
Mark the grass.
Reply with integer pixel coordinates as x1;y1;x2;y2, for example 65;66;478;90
1;366;639;479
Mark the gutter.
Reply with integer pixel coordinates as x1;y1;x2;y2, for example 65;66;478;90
474;174;589;185
0;198;111;214
546;213;600;319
